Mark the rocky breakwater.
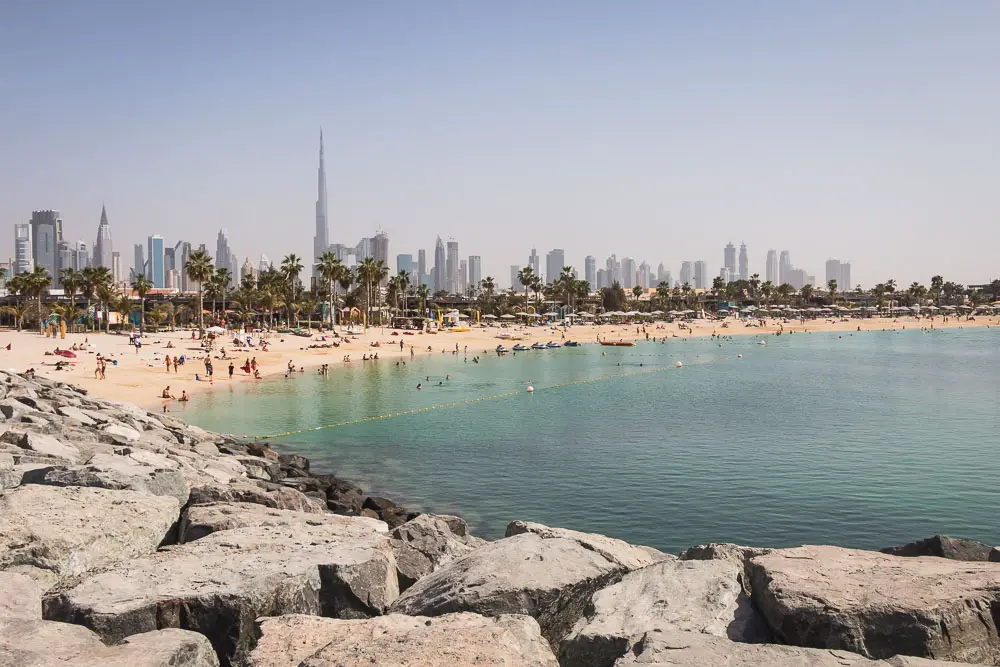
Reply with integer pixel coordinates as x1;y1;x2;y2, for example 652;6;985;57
0;369;998;666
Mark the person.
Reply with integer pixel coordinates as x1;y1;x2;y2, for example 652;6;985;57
173;356;179;373
178;390;189;402
161;386;175;399
400;340;404;351
165;356;172;373
416;383;422;389
228;362;234;379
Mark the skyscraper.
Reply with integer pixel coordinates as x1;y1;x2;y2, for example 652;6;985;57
14;223;32;274
176;242;191;291
738;243;748;281
111;251;121;283
545;249;565;285
596;269;607;290
528;248;540;276
216;229;235;286
30;210;59;279
638;261;651;289
510;265;520;290
825;259;852;291
621;257;636;289
606;254;621;285
241;256;257;284
397;254;413;278
468;256;482;290
584;256;596;288
840;262;851;291
779;251;791;285
825;259;841;288
133;244;145;280
147;235;164;288
680;261;693;287
724;243;736;275
93;205;113;270
766;249;778;284
459;259;468;293
417;249;426;280
313;130;329;279
433;237;446;293
446;240;460;293
657;262;666;284
694;260;708;289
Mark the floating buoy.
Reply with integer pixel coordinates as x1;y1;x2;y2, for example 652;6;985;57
526;385;534;393
675;361;683;368
737;354;742;359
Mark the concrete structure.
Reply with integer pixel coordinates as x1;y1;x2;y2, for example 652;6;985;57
584;256;596;288
637;261;651;289
417;249;426;281
93;205;113;270
720;267;732;284
738;242;749;281
147;235;164;288
397;254;414;281
596;268;607;290
694;260;708;290
468;255;482;290
724;242;736;275
459;259;468;293
313;130;329;279
766;249;778;284
605;254;621;286
241;256;257;285
545;248;565;285
14;223;32;274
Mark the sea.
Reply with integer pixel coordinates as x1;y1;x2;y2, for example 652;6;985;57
182;326;1000;554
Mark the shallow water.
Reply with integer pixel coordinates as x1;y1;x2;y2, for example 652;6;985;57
182;327;1000;553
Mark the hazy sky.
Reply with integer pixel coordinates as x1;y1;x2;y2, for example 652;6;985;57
2;1;998;288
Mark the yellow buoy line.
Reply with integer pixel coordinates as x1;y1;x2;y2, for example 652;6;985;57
251;356;729;441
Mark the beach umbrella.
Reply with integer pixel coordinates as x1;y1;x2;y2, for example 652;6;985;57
500;314;515;319
543;311;560;316
206;325;226;334
650;310;664;315
483;314;497;319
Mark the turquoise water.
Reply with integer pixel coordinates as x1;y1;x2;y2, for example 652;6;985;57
182;328;1000;553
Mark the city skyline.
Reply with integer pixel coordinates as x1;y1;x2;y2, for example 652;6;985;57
3;4;1000;287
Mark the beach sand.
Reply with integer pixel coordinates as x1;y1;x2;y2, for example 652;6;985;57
1;315;994;409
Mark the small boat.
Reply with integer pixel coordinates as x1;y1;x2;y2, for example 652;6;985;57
512;344;530;351
564;341;580;347
292;329;312;338
531;343;548;350
495;345;509;353
599;340;636;347
545;341;562;349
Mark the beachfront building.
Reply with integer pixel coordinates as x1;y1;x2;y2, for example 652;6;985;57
14;223;32;274
545;248;564;285
30;210;59;280
724;242;736;275
766;250;778;284
446;240;460;293
621;257;636;288
680;261;693;287
313;130;329;280
738;242;749;280
528;248;540;276
147;235;164;288
93;205;113;270
584;256;596;288
468;256;482;290
694;260;708;289
433;237;446;293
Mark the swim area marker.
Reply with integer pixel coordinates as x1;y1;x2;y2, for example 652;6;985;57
252;356;728;441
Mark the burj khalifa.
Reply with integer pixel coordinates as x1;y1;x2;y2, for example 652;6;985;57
313;130;329;279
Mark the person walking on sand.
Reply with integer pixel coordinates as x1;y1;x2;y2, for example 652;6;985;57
173;356;179;373
165;356;172;373
228;362;234;379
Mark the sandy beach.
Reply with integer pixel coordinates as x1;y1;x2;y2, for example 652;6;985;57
1;315;995;408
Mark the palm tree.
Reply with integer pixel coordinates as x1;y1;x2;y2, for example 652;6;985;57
827;279;838;305
214;267;232;316
79;265;111;330
631;284;643;310
417;284;430;314
531;275;543;310
317;251;345;329
479;276;497;314
761;281;773;309
96;282;115;333
185;249;214;331
131;274;153;333
24;266;52;333
113;294;134;330
281;254;304;325
395;269;411;315
60;268;81;330
518;267;535;313
748;273;762;307
800;284;814;304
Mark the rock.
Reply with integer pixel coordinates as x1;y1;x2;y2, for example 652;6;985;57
0;429;80;462
611;630;971;666
0;485;179;587
278;453;309;472
246;441;279;461
990;547;1000;563
179;502;386;542
362;495;399;512
390;530;662;646
249;612;557;667
55;405;97;425
560;559;771;667
46;523;399;667
678;542;772;594
505;520;672;568
0;572;42;619
24;456;190;508
390;514;486;591
880;535;995;562
235;455;279;481
12;396;55;414
188;481;325;513
0;453;12;469
101;423;142;442
748;545;1000;663
0;619;219;667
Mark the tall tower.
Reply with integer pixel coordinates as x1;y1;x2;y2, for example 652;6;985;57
313;130;329;278
724;242;736;274
738;242;749;281
93;204;113;269
766;249;778;284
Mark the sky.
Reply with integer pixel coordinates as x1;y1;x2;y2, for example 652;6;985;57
1;1;998;288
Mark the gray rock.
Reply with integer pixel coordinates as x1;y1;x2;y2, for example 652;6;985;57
55;405;97;426
990;547;1000;563
0;453;12;470
0;572;42;619
101;423;142;441
678;542;772;594
46;523;399;667
0;429;80;462
250;612;558;667
13;396;55;414
235;454;279;481
748;545;1000;663
0;485;179;587
189;481;325;513
560;560;771;667
24;455;190;508
390;530;662;646
0;619;219;667
179;502;386;542
390;514;486;591
612;630;972;666
506;520;671;568
880;535;995;562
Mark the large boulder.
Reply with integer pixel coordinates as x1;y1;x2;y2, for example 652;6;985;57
0;485;179;588
0;429;80;462
612;630;974;666
990;547;1000;563
390;514;486;591
0;619;218;667
179;502;386;543
506;520;670;568
22;455;190;508
880;535;995;562
748;545;1000;663
390;529;663;646
0;572;42;619
188;481;325;513
678;542;772;594
560;560;771;667
45;523;399;667
249;612;557;667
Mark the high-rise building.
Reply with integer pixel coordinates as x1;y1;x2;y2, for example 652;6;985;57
216;229;236;286
657;262;667;284
545;249;565;285
397;254;414;278
840;262;851;292
825;259;841;289
446;240;460;293
694;260;708;289
510;265;520;291
621;257;636;289
147;235;164;288
719;267;732;284
133;244;145;280
258;254;271;276
680;261;693;287
176;242;191;291
111;251;121;283
468;256;482;290
637;261;651;289
313;130;329;279
14;223;32;274
766;250;778;284
72;241;89;271
165;269;180;290
596;269;607;290
241;256;257;285
433;237;446;293
738;243;748;281
605;254;621;285
724;243;736;275
664;271;673;288
779;251;791;285
459;259;468;293
93;205;113;270
371;231;389;278
164;246;175;275
417;249;427;281
584;256;596;288
825;259;852;292
30;210;59;279
528;248;540;276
